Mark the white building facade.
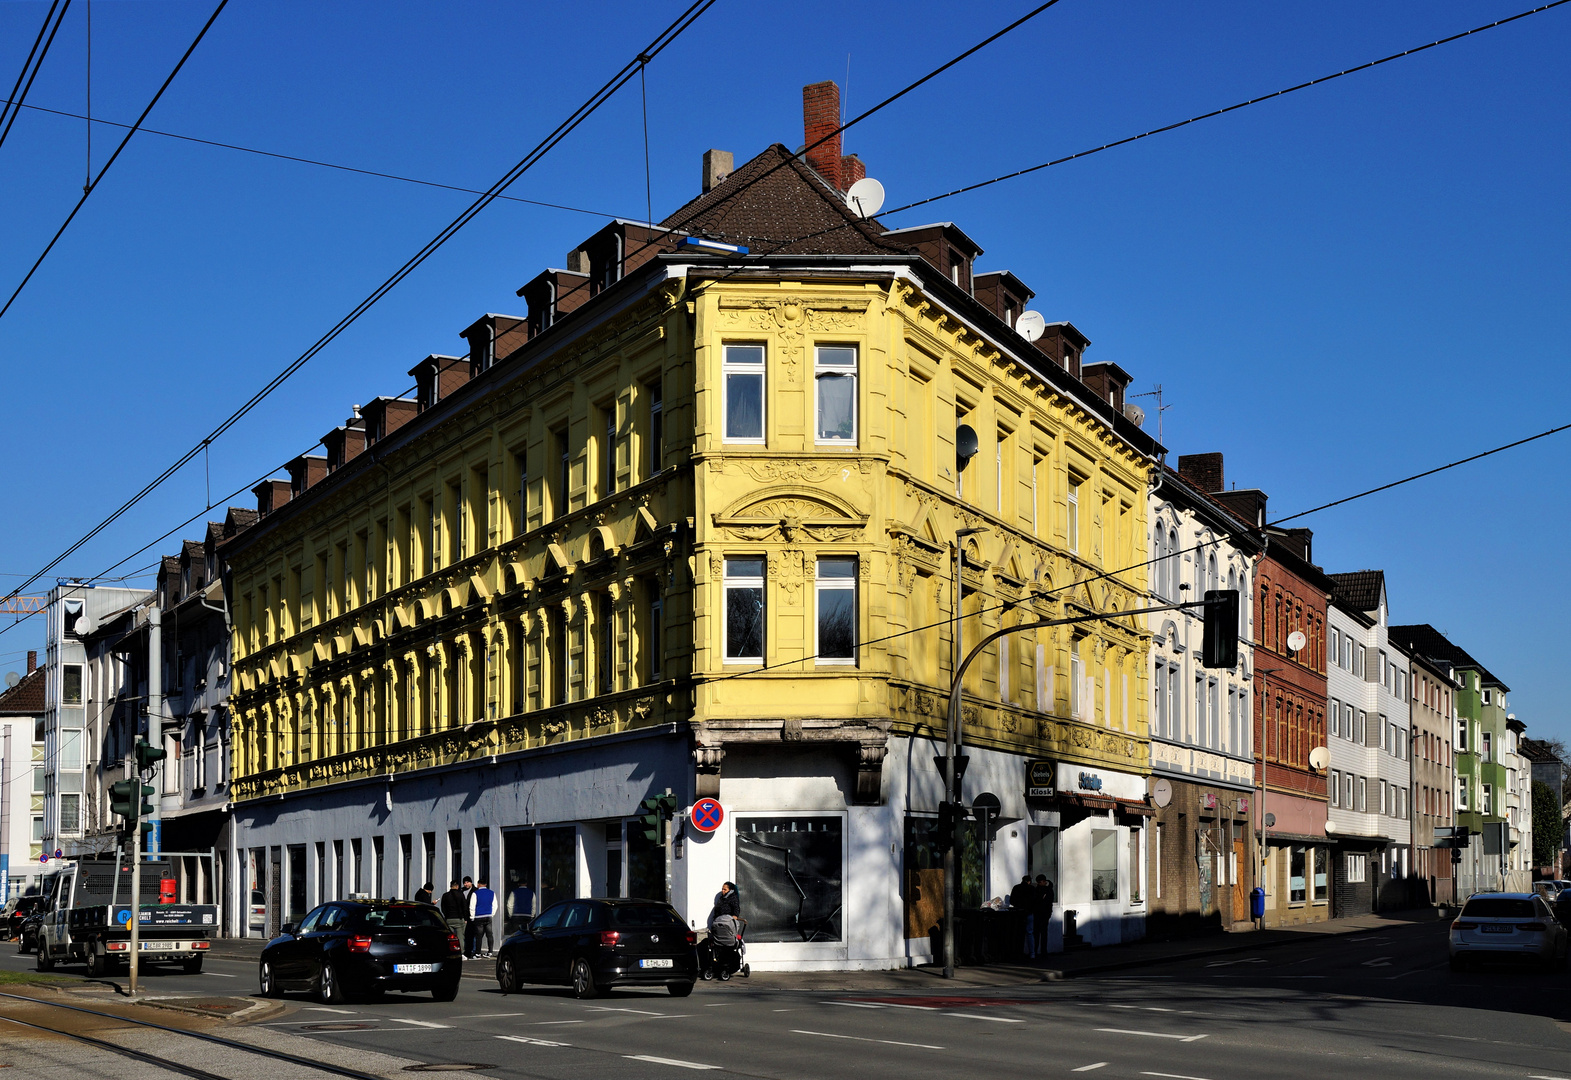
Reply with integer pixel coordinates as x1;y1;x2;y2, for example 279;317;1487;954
1326;571;1413;915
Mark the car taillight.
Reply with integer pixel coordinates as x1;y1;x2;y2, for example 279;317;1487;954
447;933;462;953
1451;920;1475;929
685;931;697;945
347;935;372;953
1522;922;1548;931
194;940;210;950
107;941;128;952
599;931;621;947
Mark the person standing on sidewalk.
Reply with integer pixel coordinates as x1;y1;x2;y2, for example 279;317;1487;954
1033;874;1055;957
439;880;468;946
460;876;477;957
415;882;434;905
1010;875;1037;960
469;879;496;957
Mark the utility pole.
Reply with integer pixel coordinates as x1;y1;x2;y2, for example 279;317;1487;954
147;604;163;856
944;527;987;979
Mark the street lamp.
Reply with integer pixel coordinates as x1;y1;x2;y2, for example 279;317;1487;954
944;524;988;979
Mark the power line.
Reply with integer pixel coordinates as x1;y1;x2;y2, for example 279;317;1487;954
881;0;1571;218
0;0;71;155
1;98;633;220
0;0;718;613
0;0;228;323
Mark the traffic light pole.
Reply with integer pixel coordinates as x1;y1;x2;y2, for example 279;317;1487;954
147;604;162;855
128;829;141;997
940;596;1212;978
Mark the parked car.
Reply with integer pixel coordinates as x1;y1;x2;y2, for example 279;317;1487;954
495;898;697;999
1551;888;1571;931
16;909;45;955
259;899;461;1003
4;895;42;940
1449;892;1569;970
1531;880;1570;903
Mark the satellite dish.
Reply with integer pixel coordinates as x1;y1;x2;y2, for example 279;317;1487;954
845;176;885;218
955;424;979;466
1122;403;1146;427
1308;746;1330;772
75;615;96;636
1324;819;1337;834
1151;778;1173;808
4;672;18;689
1287;630;1307;654
1015;310;1045;342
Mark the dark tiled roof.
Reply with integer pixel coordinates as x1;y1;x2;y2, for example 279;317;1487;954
659;143;906;256
0;666;45;715
1329;570;1383;614
1388;623;1508;691
1520;738;1562;765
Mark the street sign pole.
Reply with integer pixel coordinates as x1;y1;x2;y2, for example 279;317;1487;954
128;830;141;997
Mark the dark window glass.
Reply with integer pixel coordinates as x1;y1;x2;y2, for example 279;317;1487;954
1461;898;1535;918
609;903;685;928
540;827;576;911
532;902;567;930
735;816;843;943
359;904;448;929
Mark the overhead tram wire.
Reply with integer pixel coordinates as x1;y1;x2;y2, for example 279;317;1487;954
0;0;71;154
543;0;1067;315
695;0;1571;283
0;0;227;324
0;0;720;612
0;99;633;220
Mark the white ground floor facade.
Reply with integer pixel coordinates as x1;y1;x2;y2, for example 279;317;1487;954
226;725;1150;970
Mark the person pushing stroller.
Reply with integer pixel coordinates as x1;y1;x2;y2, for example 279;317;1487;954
699;881;749;981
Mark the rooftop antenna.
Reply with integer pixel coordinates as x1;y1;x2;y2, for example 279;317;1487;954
1131;384;1172;456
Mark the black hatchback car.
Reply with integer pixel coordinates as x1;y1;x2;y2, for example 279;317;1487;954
5;895;42;942
496;898;697;998
259;899;462;1003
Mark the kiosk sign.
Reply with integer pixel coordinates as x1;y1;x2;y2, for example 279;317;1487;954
1026;760;1056;799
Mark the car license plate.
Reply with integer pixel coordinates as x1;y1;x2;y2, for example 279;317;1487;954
639;958;674;969
1480;925;1512;934
140;941;177;951
394;963;437;974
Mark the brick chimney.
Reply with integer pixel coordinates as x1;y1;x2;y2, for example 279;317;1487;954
27;650;36;674
803;81;843;191
841;153;865;189
1178;452;1224;494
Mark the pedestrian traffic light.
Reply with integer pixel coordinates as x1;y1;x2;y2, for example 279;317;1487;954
134;738;166;773
110;779;138;824
1201;589;1240;669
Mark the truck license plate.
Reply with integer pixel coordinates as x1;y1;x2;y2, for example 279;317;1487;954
639;958;674;969
140;941;177;951
394;963;437;974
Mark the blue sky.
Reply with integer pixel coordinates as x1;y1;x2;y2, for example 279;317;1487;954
0;1;1566;743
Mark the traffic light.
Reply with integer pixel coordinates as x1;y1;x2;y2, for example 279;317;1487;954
1201;589;1240;669
636;797;663;845
134;738;166;773
110;779;138;823
138;781;156;819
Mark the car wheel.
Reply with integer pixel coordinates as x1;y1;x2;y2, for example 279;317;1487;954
183;955;204;975
570;957;598;1000
36;945;53;972
496;954;518;995
668;981;694;997
319;961;345;1004
86;948;106;979
433;979;460;1002
259;960;281;998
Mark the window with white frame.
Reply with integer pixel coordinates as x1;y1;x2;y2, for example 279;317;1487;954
815;556;856;664
1330;627;1341;667
1481;784;1492;815
1329;697;1340;738
723;557;765;662
1070;639;1085;719
1357;776;1367;812
723;344;766;442
1330;769;1341;807
1456;777;1469;811
1354;644;1366;677
1379;714;1389;751
1342;771;1353;808
814;345;857;444
1195;675;1207;748
1066;479;1081;553
1346;853;1367;883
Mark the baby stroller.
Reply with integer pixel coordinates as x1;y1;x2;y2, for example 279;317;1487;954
699;914;750;981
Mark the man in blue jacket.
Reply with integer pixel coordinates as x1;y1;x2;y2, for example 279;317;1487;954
468;879;497;958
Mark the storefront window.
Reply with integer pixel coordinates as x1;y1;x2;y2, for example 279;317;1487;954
626;819;664;904
539;827;576;911
1313;847;1328;902
502;828;537;925
737;816;843;942
903;814;985;940
1091;829;1119;901
1290;845;1307;903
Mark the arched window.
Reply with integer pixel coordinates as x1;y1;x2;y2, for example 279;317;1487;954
1167;527;1179;599
1152;524;1168;599
1207;552;1219;594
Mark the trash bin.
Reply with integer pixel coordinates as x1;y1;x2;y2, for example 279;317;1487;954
1249;887;1265;920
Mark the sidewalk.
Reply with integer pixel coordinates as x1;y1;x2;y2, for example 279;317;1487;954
204;908;1449;990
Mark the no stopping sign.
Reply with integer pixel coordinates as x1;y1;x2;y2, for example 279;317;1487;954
690;798;724;833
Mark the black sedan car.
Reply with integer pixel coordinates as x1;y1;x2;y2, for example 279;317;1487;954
4;895;42;942
495;898;697;999
259;899;461;1003
15;908;45;955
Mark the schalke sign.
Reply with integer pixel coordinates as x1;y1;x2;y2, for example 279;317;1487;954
690;798;724;834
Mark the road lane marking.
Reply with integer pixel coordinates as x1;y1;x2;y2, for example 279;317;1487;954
1072;1064;1108;1072
625;1054;721;1070
1361;957;1392;967
1142;1073;1216;1080
497;1035;570;1047
1098;1028;1208;1042
201;972;238;978
452;1012;528;1019
792;1029;944;1050
388;1017;450;1028
535;1020;583;1025
585;1005;670;1016
1206;957;1266;967
881;1002;941;1011
304;1007;358;1013
825;1001;885;1009
944;1012;1024;1023
1528;1075;1571;1079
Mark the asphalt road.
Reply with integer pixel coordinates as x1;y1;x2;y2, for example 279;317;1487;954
4;919;1568;1080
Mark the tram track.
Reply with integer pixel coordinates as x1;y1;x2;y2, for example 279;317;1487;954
0;991;391;1080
